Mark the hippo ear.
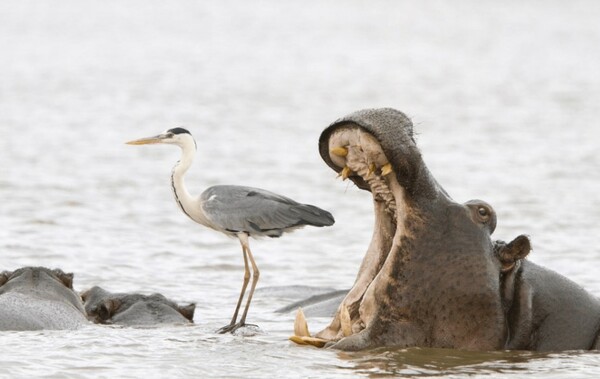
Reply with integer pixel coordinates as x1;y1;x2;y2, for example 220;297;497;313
0;271;11;286
178;303;196;322
52;269;75;289
60;273;74;289
497;235;531;272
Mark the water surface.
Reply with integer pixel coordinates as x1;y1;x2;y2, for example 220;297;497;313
1;1;599;377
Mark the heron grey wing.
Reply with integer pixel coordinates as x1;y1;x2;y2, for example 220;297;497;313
200;185;333;236
241;190;334;230
200;185;302;235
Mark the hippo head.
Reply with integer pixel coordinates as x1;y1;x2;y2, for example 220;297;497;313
0;267;85;315
81;286;118;323
298;108;531;350
81;286;195;325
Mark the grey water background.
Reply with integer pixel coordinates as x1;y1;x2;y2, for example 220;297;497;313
1;0;599;377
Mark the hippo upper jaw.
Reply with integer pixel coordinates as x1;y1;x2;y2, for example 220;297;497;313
298;109;507;351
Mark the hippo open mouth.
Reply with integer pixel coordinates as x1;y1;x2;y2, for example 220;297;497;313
292;108;508;351
317;121;420;338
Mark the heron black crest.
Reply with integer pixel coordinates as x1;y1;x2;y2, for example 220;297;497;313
168;127;191;135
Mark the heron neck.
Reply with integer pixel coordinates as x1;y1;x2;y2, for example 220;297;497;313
171;142;198;221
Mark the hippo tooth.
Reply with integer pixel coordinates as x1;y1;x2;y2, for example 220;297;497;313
290;308;329;348
331;146;348;157
337;166;352;180
340;304;352;337
294;307;310;337
362;162;375;178
341;166;352;180
299;336;328;348
381;163;393;176
289;335;309;345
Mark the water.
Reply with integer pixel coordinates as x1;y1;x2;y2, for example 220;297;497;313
1;0;599;377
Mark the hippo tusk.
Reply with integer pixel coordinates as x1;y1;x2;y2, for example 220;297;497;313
294;307;310;337
340;304;352;337
289;335;329;348
331;146;348;157
381;163;392;176
337;166;352;180
289;308;329;348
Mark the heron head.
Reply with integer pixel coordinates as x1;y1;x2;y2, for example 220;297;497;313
126;127;196;149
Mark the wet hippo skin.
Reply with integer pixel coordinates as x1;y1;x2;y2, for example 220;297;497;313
0;267;88;330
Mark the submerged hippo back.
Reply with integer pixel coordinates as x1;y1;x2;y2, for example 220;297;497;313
111;299;193;325
0;292;88;330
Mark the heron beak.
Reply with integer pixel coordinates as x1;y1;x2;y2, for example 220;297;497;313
125;135;165;145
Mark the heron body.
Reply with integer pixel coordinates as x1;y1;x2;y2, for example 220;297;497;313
127;128;334;333
199;185;334;237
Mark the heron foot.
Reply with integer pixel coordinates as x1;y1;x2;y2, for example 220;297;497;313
216;322;258;334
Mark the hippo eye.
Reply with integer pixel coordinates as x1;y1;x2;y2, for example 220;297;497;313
478;207;489;218
466;200;497;232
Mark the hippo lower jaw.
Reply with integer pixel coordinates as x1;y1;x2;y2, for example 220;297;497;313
292;126;419;348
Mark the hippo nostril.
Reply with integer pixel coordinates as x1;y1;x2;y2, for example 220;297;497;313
98;306;109;320
98;302;113;321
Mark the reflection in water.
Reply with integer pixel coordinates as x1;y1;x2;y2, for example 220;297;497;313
341;348;597;378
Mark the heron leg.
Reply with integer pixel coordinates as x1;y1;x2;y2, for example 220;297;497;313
238;240;260;326
216;236;251;334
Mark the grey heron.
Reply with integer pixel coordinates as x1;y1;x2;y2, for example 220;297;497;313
126;128;334;333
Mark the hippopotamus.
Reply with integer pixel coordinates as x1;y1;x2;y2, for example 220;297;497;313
290;108;600;351
0;267;88;330
81;286;195;326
